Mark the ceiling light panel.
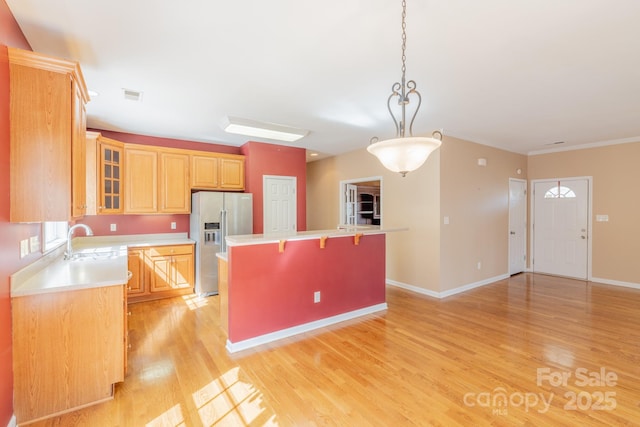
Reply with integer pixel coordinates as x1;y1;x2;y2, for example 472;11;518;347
223;116;308;142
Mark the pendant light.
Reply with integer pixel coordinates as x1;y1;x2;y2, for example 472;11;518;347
367;0;442;177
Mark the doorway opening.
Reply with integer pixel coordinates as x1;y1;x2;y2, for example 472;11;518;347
339;177;383;227
509;178;527;275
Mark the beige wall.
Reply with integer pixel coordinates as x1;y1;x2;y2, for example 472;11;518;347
307;136;527;294
440;137;528;291
307;147;441;292
528;142;640;284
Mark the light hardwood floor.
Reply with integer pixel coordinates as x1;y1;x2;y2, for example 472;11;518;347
32;273;640;426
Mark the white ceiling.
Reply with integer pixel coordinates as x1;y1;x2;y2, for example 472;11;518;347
7;0;640;160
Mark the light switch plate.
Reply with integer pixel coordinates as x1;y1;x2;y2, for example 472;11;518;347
596;215;609;222
110;223;117;231
171;222;177;230
314;291;321;303
20;239;29;258
29;235;40;253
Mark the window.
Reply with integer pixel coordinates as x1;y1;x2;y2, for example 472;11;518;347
43;221;68;252
544;185;576;199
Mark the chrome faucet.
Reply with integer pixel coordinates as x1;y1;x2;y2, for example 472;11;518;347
64;224;94;260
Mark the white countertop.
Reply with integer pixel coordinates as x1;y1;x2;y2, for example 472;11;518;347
11;233;194;298
225;226;406;247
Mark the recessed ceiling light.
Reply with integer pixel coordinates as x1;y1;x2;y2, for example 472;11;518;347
223;116;308;142
88;90;99;97
309;152;319;157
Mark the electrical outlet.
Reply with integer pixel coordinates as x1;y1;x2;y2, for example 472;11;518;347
477;261;482;270
20;239;29;258
171;221;177;230
29;235;40;253
110;223;117;232
314;291;321;303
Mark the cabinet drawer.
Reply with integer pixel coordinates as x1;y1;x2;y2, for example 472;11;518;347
147;245;193;257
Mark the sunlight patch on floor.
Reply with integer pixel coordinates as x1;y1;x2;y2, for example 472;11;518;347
193;367;278;426
145;403;186;427
139;359;175;383
183;293;210;310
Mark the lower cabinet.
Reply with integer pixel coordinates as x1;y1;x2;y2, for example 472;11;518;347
127;244;194;303
12;285;126;424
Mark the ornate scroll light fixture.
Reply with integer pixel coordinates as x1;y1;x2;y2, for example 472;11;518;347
367;0;443;177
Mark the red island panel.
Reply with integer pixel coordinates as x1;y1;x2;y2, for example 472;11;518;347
227;233;386;345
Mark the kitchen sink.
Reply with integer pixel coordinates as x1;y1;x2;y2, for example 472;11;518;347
69;251;119;261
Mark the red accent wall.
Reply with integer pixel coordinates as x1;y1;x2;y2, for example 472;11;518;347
228;234;386;343
0;1;33;424
240;141;307;233
79;214;190;237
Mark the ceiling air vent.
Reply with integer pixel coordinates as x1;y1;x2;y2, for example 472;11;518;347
122;88;143;102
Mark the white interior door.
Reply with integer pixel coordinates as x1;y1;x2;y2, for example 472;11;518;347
345;184;357;226
533;178;589;279
263;176;296;233
509;179;527;275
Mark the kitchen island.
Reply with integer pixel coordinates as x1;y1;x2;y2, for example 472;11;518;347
219;227;394;352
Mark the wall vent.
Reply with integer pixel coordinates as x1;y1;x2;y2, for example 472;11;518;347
122;88;143;102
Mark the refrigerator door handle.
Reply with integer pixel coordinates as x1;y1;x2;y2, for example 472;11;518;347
221;209;227;253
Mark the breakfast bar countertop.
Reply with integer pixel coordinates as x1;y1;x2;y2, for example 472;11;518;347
225;226;406;247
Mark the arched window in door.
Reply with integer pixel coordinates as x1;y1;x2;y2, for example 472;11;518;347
544;184;576;199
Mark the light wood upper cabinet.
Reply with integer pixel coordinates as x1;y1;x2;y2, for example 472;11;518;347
191;154;219;189
124;146;158;213
191;152;245;191
8;47;89;222
97;137;125;214
159;151;190;213
71;79;88;218
220;156;245;190
124;144;190;214
90;141;245;215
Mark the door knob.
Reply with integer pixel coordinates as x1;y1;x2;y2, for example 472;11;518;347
510;231;516;235
581;236;586;239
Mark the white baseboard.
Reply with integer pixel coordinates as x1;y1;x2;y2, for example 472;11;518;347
387;274;510;299
7;414;16;427
591;277;640;290
385;279;440;298
226;303;388;353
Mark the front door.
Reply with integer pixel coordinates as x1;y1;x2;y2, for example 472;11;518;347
509;179;527;275
263;175;297;233
533;178;589;279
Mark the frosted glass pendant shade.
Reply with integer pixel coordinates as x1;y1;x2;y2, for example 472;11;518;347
367;136;441;177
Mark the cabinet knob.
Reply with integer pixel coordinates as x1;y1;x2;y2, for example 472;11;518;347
127;311;132;316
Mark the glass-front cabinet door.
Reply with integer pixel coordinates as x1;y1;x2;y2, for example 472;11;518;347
98;137;124;214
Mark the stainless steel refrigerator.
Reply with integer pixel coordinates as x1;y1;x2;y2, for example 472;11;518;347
190;191;253;296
